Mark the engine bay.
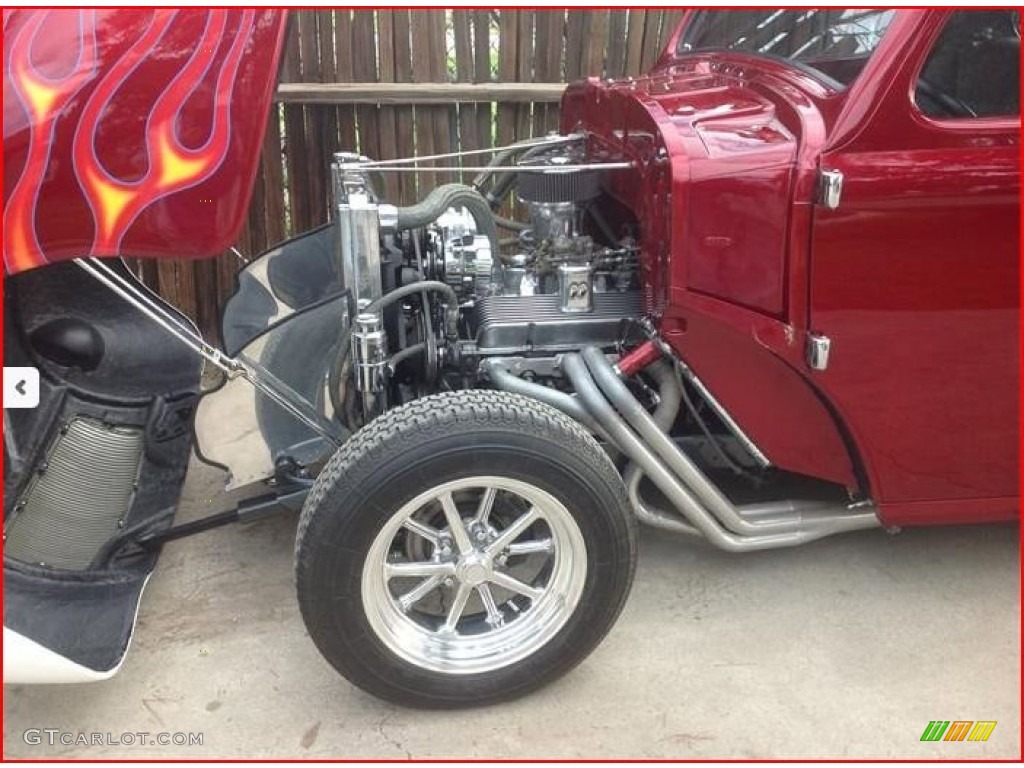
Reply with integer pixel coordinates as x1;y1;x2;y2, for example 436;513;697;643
333;137;643;429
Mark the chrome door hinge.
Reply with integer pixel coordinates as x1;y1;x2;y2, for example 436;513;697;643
817;169;843;210
806;333;831;371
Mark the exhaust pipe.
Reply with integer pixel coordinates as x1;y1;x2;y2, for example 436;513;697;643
584;346;845;536
562;348;880;552
621;360;700;536
482;358;609;440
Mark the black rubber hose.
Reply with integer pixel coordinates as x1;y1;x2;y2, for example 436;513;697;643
495;215;529;232
395;184;502;263
90;507;177;569
361;281;459;340
389;342;426;371
412;233;438;382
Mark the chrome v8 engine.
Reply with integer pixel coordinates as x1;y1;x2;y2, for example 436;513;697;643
330;137;642;422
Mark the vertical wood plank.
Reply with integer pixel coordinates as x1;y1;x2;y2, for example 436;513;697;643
472;11;492;155
659;10;685;51
193;259;218;341
531;10;552;136
215;249;241;345
317;10;339;174
564;11;586;82
334;10;357;152
157;261;197;328
282;18;309;235
496;10;518;150
298;11;326;226
410;10;436;193
392;10;416;204
544;10;565;134
427;10;452;185
640;10;663;73
352;11;380;162
376;10;399;201
452;10;477;186
583;10;608;79
514;11;534;145
262;104;286;248
624;10;647;76
606;10;628;79
137;258;159;293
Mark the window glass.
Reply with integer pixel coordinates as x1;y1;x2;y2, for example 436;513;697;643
916;11;1020;119
678;10;896;87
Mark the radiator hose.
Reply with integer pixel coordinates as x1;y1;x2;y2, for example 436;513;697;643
395;184;503;263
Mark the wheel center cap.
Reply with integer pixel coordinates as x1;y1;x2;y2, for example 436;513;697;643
456;556;490;587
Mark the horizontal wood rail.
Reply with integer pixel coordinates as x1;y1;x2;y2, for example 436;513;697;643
275;82;569;105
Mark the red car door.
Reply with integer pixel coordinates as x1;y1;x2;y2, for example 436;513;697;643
808;10;1020;525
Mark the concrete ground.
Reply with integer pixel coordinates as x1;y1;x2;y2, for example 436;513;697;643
4;455;1020;759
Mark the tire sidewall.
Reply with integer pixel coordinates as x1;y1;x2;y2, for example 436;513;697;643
296;422;635;707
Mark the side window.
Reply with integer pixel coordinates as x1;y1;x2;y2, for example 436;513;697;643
915;10;1020;119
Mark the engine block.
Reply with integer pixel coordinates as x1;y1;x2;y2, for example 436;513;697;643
473;291;643;356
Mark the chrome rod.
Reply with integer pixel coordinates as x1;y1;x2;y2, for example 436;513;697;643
346;163;633;173
80;258;210;346
347;134;583;167
676;359;772;468
74;259;237;374
74;258;342;445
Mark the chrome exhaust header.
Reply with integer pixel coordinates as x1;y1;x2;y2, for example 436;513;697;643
555;346;880;552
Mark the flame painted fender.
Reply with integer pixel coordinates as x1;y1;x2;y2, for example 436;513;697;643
3;9;288;274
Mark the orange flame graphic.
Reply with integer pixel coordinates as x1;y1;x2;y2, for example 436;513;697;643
73;9;256;254
3;9;257;270
3;11;97;272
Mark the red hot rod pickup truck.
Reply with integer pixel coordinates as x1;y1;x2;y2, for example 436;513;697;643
2;9;1019;707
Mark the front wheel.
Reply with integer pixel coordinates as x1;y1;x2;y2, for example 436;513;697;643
294;390;637;708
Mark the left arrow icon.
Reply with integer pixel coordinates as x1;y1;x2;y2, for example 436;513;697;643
4;367;39;408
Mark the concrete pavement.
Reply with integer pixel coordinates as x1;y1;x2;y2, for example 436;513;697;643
4;456;1019;759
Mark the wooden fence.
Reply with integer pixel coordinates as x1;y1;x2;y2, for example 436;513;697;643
145;9;685;341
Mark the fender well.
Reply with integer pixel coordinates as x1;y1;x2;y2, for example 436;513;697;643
665;310;861;491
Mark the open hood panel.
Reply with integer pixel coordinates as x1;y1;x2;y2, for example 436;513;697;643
3;9;287;274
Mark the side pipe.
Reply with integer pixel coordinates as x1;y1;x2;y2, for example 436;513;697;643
562;351;880;552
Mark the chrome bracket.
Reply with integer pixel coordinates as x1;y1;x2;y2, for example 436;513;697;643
817;168;843;210
806;333;832;371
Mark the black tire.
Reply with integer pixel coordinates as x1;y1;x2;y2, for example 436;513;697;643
294;390;638;708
